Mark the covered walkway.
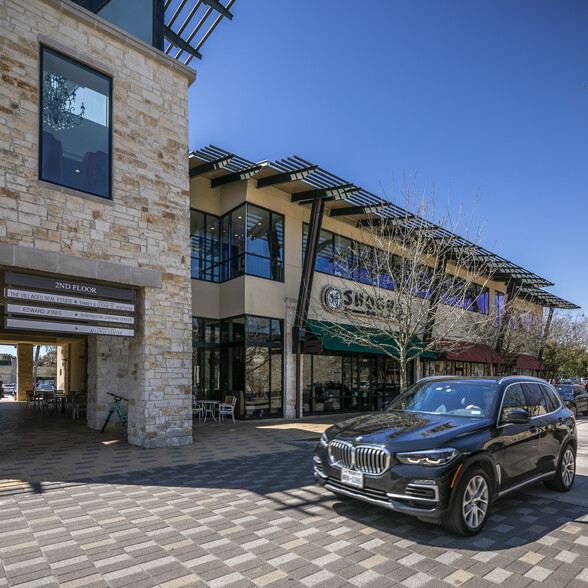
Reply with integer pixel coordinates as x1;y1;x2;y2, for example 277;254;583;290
0;397;342;492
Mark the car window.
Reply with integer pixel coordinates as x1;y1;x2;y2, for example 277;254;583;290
522;383;548;416
574;386;585;397
500;384;527;420
540;385;560;412
555;385;573;396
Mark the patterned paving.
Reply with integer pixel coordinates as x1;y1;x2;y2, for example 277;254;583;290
0;399;587;587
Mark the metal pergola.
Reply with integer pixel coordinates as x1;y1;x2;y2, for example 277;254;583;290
74;1;236;65
189;145;578;314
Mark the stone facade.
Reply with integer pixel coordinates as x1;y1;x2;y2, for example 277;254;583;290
0;0;196;447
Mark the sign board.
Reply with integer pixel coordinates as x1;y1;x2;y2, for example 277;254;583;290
4;271;136;338
6;317;134;337
6;304;134;325
322;285;395;316
5;271;135;301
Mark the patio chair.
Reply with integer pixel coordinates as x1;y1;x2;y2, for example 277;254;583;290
71;391;87;420
193;396;204;421
41;390;57;414
26;390;36;408
219;395;237;423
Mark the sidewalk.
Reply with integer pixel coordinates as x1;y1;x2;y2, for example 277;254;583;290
1;398;587;588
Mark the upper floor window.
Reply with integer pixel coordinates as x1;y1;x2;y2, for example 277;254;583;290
191;204;284;283
40;46;112;199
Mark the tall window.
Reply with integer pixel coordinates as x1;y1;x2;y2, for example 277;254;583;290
190;211;220;281
40;46;112;199
191;205;284;282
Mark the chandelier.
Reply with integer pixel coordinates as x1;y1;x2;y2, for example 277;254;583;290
42;73;85;131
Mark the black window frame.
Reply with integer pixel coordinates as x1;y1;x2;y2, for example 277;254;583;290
191;204;285;284
39;44;113;200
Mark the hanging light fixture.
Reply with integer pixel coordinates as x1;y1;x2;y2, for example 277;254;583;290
42;72;85;131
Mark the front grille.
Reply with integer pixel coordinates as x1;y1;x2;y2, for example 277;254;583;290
328;440;391;475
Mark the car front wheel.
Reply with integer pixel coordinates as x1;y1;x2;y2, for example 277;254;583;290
443;467;491;536
544;444;576;492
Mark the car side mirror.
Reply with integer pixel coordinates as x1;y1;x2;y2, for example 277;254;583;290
505;409;531;424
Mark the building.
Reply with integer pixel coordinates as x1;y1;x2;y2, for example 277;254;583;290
188;146;579;419
0;1;578;446
0;0;234;447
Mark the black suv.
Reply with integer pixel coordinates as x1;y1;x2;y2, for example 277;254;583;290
314;376;577;535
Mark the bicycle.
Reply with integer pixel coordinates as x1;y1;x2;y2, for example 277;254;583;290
100;392;128;432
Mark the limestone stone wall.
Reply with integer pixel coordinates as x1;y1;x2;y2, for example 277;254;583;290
0;0;196;447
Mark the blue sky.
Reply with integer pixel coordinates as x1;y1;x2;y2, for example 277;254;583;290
188;0;588;312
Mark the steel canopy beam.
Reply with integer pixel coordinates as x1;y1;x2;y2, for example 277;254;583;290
210;165;263;188
190;154;234;177
256;165;319;189
164;25;202;60
291;184;357;203
329;203;391;218
201;0;233;20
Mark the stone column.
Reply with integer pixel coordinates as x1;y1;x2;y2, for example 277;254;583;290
284;299;299;419
127;286;193;448
16;344;33;402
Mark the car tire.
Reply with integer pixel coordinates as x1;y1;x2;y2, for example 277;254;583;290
544;444;576;492
443;466;491;536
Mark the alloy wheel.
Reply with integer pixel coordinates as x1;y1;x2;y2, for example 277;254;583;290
462;474;489;530
561;448;575;488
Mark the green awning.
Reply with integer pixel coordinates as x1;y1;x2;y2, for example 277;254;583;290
307;320;436;359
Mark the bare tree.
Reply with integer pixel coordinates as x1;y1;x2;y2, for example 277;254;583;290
470;294;544;376
310;191;495;390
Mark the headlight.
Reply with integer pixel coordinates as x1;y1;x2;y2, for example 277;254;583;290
396;448;459;466
319;431;329;448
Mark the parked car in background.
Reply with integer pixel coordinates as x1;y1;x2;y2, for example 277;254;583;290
555;384;588;418
3;384;16;396
37;383;56;392
315;376;577;536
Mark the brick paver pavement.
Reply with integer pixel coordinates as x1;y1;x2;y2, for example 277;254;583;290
0;398;587;587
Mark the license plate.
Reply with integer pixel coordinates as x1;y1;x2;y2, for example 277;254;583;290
341;468;363;488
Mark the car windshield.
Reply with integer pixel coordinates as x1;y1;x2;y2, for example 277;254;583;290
387;380;498;418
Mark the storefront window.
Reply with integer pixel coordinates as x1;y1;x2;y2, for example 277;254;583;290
40;46;111;199
193;315;283;419
302;353;412;416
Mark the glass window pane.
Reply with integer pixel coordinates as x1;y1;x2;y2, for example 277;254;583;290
231;317;245;342
246;316;270;341
247;205;270;258
316;230;334;274
97;0;154;45
270;319;282;343
334;235;353;279
41;47;111;198
245;347;270;418
246;253;271;279
501;384;527;420
230;206;246;259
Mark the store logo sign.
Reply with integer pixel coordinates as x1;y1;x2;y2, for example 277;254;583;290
322;285;395;316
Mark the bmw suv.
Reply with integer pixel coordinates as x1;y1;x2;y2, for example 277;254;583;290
314;376;577;535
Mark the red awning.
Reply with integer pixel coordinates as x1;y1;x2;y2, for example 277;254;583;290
435;340;500;364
